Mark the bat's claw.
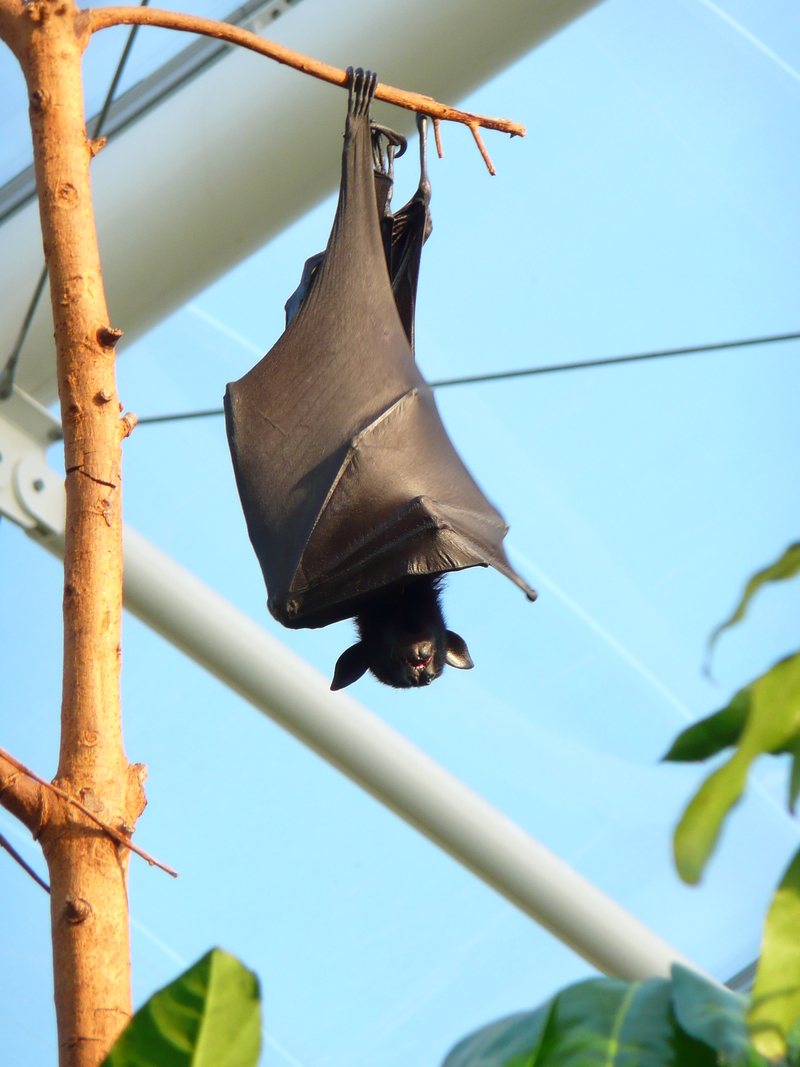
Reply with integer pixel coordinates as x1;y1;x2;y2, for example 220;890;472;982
346;66;378;125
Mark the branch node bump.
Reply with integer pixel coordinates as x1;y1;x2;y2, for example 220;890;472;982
121;412;137;438
88;135;107;157
29;88;50;111
64;895;93;924
97;325;123;349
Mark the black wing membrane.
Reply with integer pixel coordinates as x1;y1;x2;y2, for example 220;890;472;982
388;113;433;351
225;69;535;630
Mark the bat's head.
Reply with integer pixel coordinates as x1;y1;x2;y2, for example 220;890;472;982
330;577;474;691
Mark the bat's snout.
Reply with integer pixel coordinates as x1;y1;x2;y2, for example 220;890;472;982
407;640;434;667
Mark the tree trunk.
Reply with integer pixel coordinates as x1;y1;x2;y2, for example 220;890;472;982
0;1;144;1064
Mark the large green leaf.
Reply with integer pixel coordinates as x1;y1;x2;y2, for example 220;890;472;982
674;651;800;884
669;964;753;1066
750;847;800;1060
103;948;261;1067
707;541;800;662
441;975;768;1067
530;978;714;1067
442;1006;552;1067
662;687;751;763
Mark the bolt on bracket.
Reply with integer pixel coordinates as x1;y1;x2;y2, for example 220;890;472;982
0;386;65;540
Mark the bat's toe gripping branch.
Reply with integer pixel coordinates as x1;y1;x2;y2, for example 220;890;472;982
346;66;378;124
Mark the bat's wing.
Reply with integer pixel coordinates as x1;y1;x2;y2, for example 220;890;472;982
288;384;536;627
389;115;433;351
225;70;535;630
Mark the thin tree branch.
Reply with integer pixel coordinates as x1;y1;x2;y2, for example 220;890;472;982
0;830;51;893
87;6;525;172
433;118;444;159
468;123;495;176
0;0;24;54
0;746;177;878
0;751;47;837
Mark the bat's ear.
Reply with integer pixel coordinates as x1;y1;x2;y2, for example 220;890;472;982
445;631;474;671
331;642;370;691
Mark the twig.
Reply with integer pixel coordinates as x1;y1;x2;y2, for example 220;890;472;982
0;746;177;878
433;118;444;159
0;830;50;893
87;7;525;173
469;123;495;176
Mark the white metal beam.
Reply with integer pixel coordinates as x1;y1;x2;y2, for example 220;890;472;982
0;391;702;982
118;525;702;981
0;0;603;404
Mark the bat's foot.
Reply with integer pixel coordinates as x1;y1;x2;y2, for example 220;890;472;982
346;66;378;126
371;122;407;185
416;113;432;211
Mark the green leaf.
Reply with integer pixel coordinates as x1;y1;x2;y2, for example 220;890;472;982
531;977;715;1067
662;688;751;762
782;734;800;813
102;948;261;1067
674;651;800;884
786;1014;800;1065
707;541;800;662
750;847;800;1061
670;964;752;1065
441;976;770;1067
442;1005;552;1067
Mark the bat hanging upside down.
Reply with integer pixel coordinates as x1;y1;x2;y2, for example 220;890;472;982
224;68;536;691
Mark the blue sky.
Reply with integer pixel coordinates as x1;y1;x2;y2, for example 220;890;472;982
2;1;800;1064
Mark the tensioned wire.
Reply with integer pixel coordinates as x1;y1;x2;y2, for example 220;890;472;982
133;328;800;426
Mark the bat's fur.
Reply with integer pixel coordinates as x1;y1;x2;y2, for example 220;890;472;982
331;576;473;691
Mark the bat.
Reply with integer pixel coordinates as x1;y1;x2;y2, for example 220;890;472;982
224;68;536;691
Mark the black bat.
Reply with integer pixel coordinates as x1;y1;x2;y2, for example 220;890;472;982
224;68;536;691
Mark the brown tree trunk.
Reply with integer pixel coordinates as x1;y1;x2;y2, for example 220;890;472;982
0;1;144;1064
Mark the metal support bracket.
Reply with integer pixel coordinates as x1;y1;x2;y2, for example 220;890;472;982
0;387;64;544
